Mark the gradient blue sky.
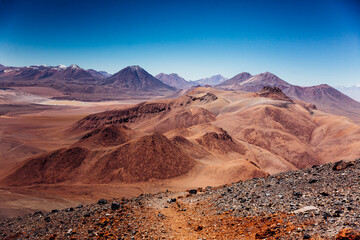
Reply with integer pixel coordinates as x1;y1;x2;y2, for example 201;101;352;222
0;0;359;86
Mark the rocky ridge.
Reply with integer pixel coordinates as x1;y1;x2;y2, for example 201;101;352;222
1;159;359;239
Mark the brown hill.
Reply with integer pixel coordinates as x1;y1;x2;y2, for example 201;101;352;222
74;102;171;131
71;125;134;149
2;131;195;186
2;147;90;186
73;94;218;132
89;133;195;183
253;86;293;102
196;129;247;155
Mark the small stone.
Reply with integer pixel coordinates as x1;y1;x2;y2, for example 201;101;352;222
333;210;344;217
308;179;318;184
167;198;176;203
189;189;197;194
77;204;83;208
34;211;43;216
111;201;121;210
194;225;203;231
323;212;331;220
65;207;74;212
332;160;354;171
97;199;107;205
293;192;302;198
293;206;319;214
51;209;59;213
303;233;311;239
44;216;50;222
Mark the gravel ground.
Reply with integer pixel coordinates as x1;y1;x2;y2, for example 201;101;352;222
1;159;360;239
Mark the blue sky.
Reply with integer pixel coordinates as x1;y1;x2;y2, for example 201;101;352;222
0;0;359;86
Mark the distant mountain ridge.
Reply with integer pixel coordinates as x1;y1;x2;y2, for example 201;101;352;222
155;73;228;89
192;74;227;86
216;71;360;123
1;63;359;122
0;64;176;100
155;73;193;89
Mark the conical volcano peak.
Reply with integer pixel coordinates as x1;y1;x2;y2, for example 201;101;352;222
127;65;143;71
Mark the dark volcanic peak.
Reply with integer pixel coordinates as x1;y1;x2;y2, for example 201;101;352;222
103;65;176;92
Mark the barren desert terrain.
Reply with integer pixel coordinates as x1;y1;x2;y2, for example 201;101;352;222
1;86;359;219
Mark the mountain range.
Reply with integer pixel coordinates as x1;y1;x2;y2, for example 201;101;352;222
155;73;228;88
215;72;360;123
192;74;228;86
1;64;360;122
0;64;177;101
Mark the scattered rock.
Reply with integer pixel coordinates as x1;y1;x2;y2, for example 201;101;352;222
333;160;353;171
303;233;311;239
308;179;318;184
167;198;176;203
111;201;121;210
189;189;197;194
336;228;360;240
34;211;43;216
293;192;302;198
293;206;319;214
97;199;107;205
194;225;203;231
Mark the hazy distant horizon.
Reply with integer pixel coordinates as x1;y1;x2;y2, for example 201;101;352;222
1;0;359;87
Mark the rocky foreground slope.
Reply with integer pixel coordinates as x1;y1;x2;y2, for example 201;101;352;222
1;159;360;239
